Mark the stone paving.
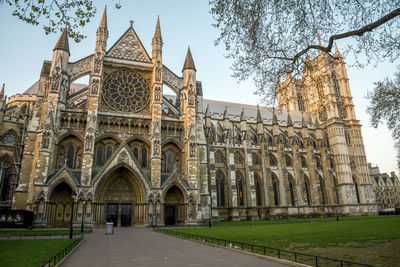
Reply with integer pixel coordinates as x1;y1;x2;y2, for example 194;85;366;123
61;228;290;267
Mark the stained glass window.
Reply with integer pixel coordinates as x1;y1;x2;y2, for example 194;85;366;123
102;69;150;112
3;133;16;144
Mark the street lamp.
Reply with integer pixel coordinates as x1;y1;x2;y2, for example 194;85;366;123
81;200;86;233
208;203;212;228
69;191;77;239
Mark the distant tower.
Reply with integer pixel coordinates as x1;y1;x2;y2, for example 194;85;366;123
278;44;376;214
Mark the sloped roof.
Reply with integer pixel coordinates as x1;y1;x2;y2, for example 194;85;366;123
23;80;87;95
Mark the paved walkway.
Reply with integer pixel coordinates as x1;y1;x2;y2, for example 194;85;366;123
61;228;289;267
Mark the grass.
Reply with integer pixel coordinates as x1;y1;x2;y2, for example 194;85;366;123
160;216;400;266
0;239;79;267
0;229;91;236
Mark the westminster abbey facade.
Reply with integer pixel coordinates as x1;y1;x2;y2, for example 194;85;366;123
0;10;377;227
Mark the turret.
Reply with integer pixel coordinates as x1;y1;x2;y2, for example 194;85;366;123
51;28;70;74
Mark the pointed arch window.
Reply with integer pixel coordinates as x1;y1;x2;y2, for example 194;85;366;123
166;151;174;173
319;176;327;205
133;147;139;161
289;180;295;206
301;156;307;168
286;154;293;167
269;154;277;167
141;148;147;168
96;145;103;166
255;174;262;206
0;157;12;201
216;170;225;207
66;145;75;168
353;176;361;204
215;150;224;164
105;145;113;162
304;175;311;206
273;180;279;206
236;171;245;207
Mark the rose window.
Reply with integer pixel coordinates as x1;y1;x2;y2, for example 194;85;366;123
102;69;150;112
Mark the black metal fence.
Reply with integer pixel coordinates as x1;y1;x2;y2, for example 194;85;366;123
41;236;83;267
0;210;34;228
158;230;376;267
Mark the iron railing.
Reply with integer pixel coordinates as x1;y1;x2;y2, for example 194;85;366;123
41;235;83;267
158;229;376;267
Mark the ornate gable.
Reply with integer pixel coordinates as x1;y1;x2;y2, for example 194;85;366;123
106;27;151;62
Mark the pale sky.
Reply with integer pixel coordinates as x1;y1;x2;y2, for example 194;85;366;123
0;0;397;174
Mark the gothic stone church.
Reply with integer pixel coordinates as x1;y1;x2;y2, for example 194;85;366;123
0;10;377;227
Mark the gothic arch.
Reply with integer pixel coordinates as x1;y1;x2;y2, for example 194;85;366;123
161;137;184;150
56;131;84;144
95;165;147;203
162;183;187;203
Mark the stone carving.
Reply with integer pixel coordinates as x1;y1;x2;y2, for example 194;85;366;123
51;67;61;91
188;84;195;106
85;135;93;151
108;33;149;61
41;131;51;149
337;98;347;119
91;78;100;95
94;52;102;74
155;60;162;82
60;77;69;95
154;85;161;102
189;142;196;158
319;108;327;122
153;138;160;156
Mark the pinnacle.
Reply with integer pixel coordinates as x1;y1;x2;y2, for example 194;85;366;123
240;109;246;121
256;105;263;123
154;16;162;39
53;28;70;55
205;104;211;117
0;83;4;96
223;106;229;120
272;108;278;125
287;112;293;127
99;6;107;30
182;46;196;72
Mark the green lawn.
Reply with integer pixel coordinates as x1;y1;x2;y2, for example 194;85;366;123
161;216;400;266
0;239;79;267
0;229;91;236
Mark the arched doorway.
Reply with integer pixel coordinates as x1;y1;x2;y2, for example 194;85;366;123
47;182;73;226
95;167;146;227
164;185;185;226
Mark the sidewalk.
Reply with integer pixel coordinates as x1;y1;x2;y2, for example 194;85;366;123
61;228;290;267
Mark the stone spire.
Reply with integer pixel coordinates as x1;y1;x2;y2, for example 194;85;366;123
272;108;278;125
182;47;196;72
0;83;4;97
152;16;163;59
99;6;107;30
53;28;70;55
205;104;211;118
301;113;307;128
96;6;108;51
223;106;229;120
287;112;293;127
334;42;341;56
153;16;162;41
240;108;246;121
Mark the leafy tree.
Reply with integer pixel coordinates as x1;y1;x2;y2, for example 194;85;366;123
1;0;121;42
209;0;400;104
367;69;400;171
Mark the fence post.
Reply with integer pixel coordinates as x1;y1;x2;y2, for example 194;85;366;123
251;244;254;252
278;249;280;258
295;252;297;262
315;256;318;267
263;247;266;255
